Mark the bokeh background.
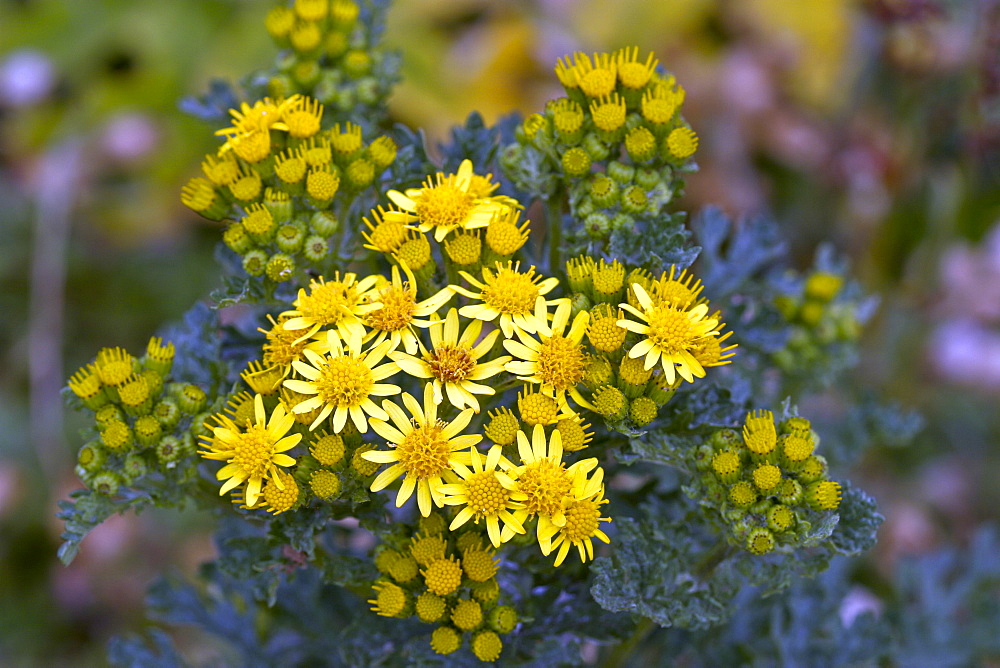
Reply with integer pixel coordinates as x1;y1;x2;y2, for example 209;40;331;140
2;0;999;663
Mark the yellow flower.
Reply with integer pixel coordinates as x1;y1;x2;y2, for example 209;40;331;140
215;96;297;143
438;444;525;547
361;384;480;517
362;205;415;255
452;261;564;338
504;299;591;410
280;272;383;347
283;336;400;432
363;264;453;355
505;425;598;545
390;308;510;412
617;283;728;385
385;159;514;242
543;485;611;567
198;394;301;506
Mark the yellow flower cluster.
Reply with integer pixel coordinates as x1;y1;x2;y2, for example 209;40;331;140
368;518;517;661
181;94;397;282
67;338;202;497
697;411;843;555
510;48;700;240
565;258;737;427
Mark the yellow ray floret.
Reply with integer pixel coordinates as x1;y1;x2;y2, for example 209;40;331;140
504;425;599;546
283;335;400;433
438;444;526;547
617;283;732;385
390;307;510;412
199;393;301;507
280;272;383;347
363;263;452;355
361;384;480;517
452;261;565;338
504;298;591;411
384;159;516;242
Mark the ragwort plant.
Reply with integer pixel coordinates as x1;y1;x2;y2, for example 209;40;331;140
60;1;890;665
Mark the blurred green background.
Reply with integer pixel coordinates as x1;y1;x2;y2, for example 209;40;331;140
2;0;999;664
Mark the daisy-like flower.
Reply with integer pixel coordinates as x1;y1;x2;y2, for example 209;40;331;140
504;299;591;409
453;261;565;338
215;96;298;137
280;272;383;347
364;263;452;354
385;159;515;242
617;283;730;385
361;384;480;516
542;485;612;567
199;393;301;506
438;444;525;547
390;308;510;412
504;425;598;545
283;335;400;432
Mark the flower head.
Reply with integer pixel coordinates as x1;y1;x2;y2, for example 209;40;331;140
505;425;598;544
504;299;591;410
618;283;732;385
363;264;452;354
544;486;612;566
280;272;383;347
385;159;515;242
199;394;301;506
390;308;510;412
283;336;400;432
453;262;564;338
439;444;525;547
362;384;480;516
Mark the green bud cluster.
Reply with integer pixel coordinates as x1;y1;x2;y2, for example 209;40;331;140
772;269;862;375
264;0;394;117
694;411;844;555
66;338;202;493
506;48;699;244
368;522;518;662
186;109;399;284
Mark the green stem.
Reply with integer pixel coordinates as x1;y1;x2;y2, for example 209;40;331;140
546;195;564;274
603;617;655;668
694;540;734;580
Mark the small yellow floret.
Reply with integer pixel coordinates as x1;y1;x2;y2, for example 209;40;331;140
451;598;483;632
472;630;503;662
752;464;782;492
310;470;341;499
667;127;698;159
484;408;520;446
517;390;560;426
262;471;299;514
807;480;842;511
415;592;447;623
462;547;499;582
423;556;463;596
368;580;407;617
430;626;461;655
410;533;448;566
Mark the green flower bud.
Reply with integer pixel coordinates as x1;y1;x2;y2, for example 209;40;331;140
92;471;122;496
275;224;306;254
223;222;253;254
302;235;329;263
607;160;636;185
305;213;336;240
242;249;268;277
266;253;295;282
581;133;610;161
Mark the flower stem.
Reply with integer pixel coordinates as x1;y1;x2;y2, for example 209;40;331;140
604;617;655;668
694;540;734;580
